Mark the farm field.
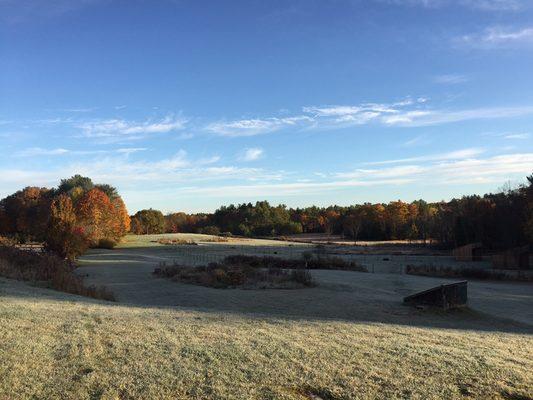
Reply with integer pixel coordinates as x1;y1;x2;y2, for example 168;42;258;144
1;233;532;399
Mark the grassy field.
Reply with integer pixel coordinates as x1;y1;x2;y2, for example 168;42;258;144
1;278;532;400
1;234;532;399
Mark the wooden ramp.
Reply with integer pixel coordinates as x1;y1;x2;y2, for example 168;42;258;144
403;281;468;309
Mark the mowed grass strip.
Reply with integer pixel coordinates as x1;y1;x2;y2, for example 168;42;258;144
0;280;532;400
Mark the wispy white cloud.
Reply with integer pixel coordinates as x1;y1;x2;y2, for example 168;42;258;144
457;26;533;48
79;115;186;139
303;100;533;129
337;152;533;184
382;106;533;127
379;0;526;10
167;152;533;199
504;133;530;139
2;149;532;208
116;147;147;155
15;147;70;157
241;147;264;161
483;131;532;140
0;0;104;24
206;116;310;137
460;0;525;11
177;178;413;198
15;147;149;158
365;148;485;165
1;150;275;190
9;97;533;143
64;108;95;113
402;135;431;147
433;74;468;84
335;165;426;179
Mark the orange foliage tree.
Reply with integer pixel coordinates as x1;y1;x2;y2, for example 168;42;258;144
76;188;116;245
45;194;88;260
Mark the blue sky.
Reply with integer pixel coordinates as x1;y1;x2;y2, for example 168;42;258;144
1;0;533;213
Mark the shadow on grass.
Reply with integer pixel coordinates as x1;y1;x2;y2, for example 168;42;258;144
2;274;532;336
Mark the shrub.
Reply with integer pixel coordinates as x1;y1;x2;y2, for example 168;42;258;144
154;260;316;289
0;245;115;301
44;226;89;261
201;225;221;236
290;269;313;286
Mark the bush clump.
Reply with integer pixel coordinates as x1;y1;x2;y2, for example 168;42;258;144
0;245;115;300
154;260;316;289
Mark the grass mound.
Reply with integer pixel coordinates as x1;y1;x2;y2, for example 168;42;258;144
0;245;114;301
154;260;315;289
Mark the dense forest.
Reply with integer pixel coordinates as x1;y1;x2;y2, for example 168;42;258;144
0;175;130;259
1;174;532;258
134;174;533;250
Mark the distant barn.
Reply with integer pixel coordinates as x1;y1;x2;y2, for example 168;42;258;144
453;243;483;262
492;246;531;270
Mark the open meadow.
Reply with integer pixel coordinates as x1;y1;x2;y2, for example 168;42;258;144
1;234;532;399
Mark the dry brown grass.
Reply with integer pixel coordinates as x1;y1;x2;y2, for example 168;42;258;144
157;238;199;246
154;261;315;289
0;278;532;400
0;246;114;301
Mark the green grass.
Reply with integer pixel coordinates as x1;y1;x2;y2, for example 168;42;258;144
1;278;532;400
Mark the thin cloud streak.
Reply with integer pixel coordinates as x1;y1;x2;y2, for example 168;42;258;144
241;148;264;161
79;115;186;139
457;26;533;48
206;116;311;137
364;148;485;165
204;101;533;136
378;0;527;10
433;74;468;84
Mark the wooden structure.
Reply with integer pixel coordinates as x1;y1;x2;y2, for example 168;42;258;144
403;281;468;309
492;246;531;270
453;243;483;262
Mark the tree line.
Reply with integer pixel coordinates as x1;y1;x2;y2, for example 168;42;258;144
2;174;531;256
133;175;533;250
0;175;130;259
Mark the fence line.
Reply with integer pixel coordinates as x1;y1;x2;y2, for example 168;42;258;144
156;243;481;275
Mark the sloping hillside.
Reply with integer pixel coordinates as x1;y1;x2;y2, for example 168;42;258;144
1;277;531;400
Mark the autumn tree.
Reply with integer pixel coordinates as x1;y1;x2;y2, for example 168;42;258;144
0;187;50;241
45;194;88;260
75;188;116;245
343;206;364;242
131;209;165;234
111;197;131;239
57;174;94;194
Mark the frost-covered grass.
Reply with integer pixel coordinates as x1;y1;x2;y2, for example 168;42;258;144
1;278;532;400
